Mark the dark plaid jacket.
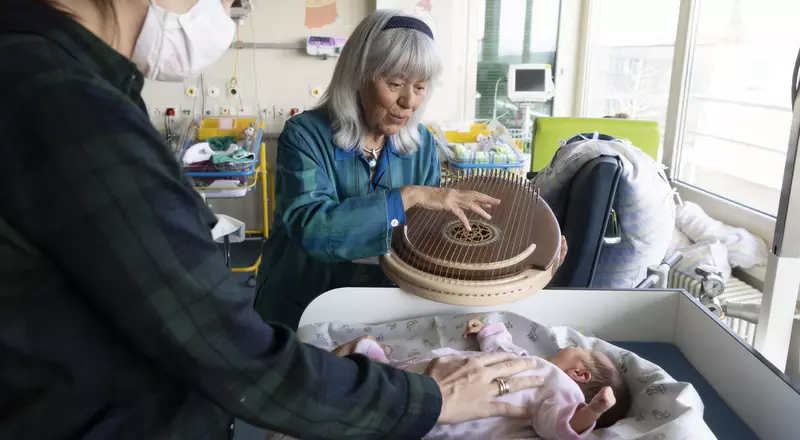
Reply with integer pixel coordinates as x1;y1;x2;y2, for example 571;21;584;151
0;1;441;438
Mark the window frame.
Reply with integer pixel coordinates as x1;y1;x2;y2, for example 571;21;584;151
575;0;778;247
574;0;800;373
461;0;799;375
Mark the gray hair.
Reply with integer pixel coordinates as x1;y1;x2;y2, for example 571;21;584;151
319;9;443;156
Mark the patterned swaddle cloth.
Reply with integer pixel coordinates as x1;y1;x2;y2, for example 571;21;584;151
282;312;716;440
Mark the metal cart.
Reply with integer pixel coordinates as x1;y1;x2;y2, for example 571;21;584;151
179;117;274;285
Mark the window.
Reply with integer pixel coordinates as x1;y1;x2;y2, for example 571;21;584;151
675;0;800;216
474;0;561;127
583;0;681;136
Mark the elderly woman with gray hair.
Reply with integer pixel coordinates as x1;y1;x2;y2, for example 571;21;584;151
254;10;504;329
0;1;550;437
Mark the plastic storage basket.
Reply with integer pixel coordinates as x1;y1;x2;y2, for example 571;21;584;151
429;122;527;172
179;116;265;198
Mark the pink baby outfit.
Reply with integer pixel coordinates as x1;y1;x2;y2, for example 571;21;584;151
354;323;595;440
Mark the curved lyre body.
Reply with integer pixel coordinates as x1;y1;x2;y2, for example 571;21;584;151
380;170;561;305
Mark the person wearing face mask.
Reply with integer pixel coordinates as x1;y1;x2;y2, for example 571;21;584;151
0;1;548;439
253;11;568;330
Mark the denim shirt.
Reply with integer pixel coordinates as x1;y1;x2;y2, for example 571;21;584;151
255;108;440;329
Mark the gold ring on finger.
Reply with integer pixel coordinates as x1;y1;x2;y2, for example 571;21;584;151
492;376;511;396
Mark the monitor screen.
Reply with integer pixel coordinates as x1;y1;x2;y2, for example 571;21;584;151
514;69;546;92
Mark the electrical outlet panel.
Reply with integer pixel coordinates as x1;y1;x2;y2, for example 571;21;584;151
235;105;254;115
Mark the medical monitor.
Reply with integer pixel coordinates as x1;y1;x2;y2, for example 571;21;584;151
507;64;555;103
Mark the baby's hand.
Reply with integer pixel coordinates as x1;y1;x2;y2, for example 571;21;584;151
463;319;485;338
332;336;375;357
589;386;616;413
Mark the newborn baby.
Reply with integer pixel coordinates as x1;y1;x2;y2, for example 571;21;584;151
348;319;631;440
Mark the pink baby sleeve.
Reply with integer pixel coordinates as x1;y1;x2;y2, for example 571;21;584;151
532;392;595;440
352;338;389;363
476;323;528;356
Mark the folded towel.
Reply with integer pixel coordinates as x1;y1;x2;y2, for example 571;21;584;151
211;148;255;165
448;142;520;164
208;136;238;152
183;142;254;166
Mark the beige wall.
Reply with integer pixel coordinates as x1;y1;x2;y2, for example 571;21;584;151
142;0;474;229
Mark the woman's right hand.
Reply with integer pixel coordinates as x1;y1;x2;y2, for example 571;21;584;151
400;186;501;231
424;352;543;424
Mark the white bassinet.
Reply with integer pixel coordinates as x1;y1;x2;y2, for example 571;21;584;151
290;287;800;440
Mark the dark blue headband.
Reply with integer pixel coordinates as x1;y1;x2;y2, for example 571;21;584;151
382;16;434;40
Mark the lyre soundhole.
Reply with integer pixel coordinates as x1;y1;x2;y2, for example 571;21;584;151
443;220;499;246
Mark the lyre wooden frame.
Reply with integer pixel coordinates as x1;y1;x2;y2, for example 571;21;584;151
380;169;562;305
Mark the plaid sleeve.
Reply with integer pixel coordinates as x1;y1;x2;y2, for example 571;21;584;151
7;76;441;439
275;124;394;262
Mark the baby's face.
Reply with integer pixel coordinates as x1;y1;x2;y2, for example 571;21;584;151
548;347;614;385
547;347;593;371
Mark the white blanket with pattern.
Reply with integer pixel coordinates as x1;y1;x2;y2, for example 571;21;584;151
283;312;717;440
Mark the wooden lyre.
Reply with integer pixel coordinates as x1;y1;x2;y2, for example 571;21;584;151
380;169;561;305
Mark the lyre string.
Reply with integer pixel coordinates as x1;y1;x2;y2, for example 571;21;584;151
433;168;473;283
467;169;503;279
401;169;447;250
506;174;530;258
452;169;502;281
408;168;459;277
523;183;540;267
515;175;537;265
516;178;538;267
487;170;514;280
452;169;499;281
498;171;530;279
473;169;508;279
448;169;485;281
489;171;526;280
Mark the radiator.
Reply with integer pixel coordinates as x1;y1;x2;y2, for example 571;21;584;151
668;270;762;345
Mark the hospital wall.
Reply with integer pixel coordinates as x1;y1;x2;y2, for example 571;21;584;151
142;0;474;229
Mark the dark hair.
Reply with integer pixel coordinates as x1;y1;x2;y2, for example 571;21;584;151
35;0;118;27
583;352;632;428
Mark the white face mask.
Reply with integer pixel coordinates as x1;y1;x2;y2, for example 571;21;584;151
132;0;235;82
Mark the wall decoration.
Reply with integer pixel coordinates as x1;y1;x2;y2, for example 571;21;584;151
305;0;338;29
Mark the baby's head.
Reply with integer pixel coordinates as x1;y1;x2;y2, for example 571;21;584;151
548;347;631;428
